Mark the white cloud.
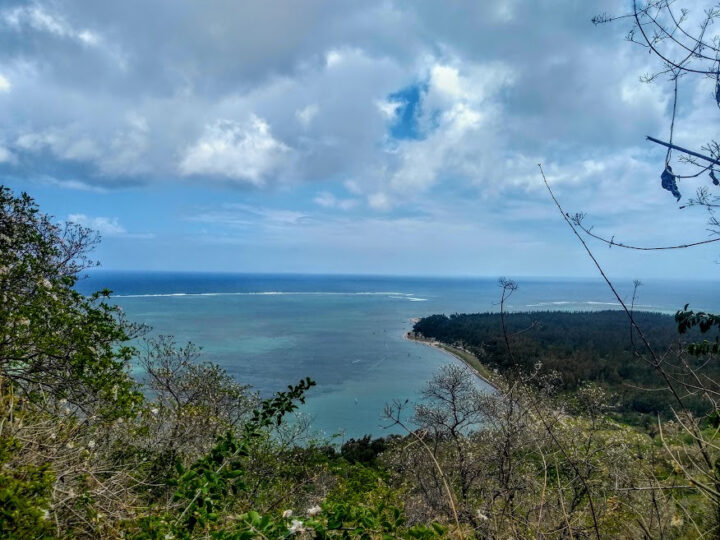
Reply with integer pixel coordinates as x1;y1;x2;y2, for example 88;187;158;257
314;192;336;207
43;178;107;192
0;0;696;223
424;61;515;111
313;191;358;210
180;116;290;185
429;65;466;100
295;104;318;128
67;213;154;238
0;0;710;277
16;129;102;162
301;59;503;211
492;0;519;23
344;179;363;195
0;146;16;164
356;59;516;206
189;203;309;228
368;192;390;210
620;70;668;119
13;114;151;176
77;30;100;45
2;5;101;46
375;98;403;119
100;113;150;175
68;214;126;236
326;50;344;68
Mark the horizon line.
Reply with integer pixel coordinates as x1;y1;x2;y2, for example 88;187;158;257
83;269;720;282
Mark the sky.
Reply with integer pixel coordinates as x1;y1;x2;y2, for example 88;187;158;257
1;0;719;279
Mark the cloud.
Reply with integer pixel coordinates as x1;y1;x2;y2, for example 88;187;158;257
313;191;358;210
375;98;403;119
342;59;517;207
0;146;16;164
0;0;644;196
0;0;710;277
179;116;290;185
68;214;126;235
43;177;106;192
99;113;150;175
16;128;101;162
368;192;391;210
325;49;344;68
2;4;100;45
68;213;154;238
0;0;701;228
295;104;319;128
13;112;153;178
188;203;310;230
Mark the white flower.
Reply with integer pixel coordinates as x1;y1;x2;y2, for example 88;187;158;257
87;440;96;449
150;408;159;415
41;509;50;520
66;441;75;449
307;505;321;516
476;510;489;521
282;509;293;518
288;519;304;534
58;398;68;405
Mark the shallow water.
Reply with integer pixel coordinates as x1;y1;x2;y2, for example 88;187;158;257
77;272;719;439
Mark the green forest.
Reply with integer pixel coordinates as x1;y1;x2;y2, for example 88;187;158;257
412;311;715;424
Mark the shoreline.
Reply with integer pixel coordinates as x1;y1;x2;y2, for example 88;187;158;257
404;327;499;391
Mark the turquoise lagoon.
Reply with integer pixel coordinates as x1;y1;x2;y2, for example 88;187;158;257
76;272;719;439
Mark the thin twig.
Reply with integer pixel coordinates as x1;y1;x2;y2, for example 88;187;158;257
574;217;720;251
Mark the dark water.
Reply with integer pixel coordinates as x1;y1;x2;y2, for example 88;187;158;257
76;272;719;439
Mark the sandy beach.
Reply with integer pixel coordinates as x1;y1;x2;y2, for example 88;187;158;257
404;324;498;391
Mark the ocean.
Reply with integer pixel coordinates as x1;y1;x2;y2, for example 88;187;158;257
76;272;719;439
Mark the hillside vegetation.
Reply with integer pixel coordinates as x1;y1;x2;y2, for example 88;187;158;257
3;185;720;538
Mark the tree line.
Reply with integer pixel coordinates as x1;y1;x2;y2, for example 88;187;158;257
413;310;714;424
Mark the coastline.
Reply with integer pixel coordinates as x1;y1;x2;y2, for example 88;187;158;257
404;324;498;391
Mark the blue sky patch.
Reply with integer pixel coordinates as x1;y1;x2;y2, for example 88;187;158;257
387;82;426;140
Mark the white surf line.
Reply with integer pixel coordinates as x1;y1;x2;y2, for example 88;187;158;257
110;291;419;299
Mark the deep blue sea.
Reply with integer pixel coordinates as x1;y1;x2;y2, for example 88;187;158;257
76;272;719;439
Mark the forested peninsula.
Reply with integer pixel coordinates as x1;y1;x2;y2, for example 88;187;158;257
411;311;713;424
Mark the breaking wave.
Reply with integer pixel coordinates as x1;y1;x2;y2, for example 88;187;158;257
111;291;425;300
